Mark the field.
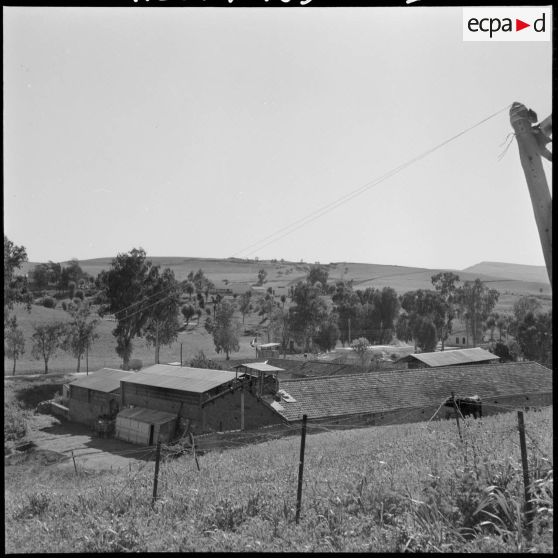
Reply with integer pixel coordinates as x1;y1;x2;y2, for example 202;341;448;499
4;399;553;553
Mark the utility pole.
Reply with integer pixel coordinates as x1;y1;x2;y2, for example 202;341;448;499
510;102;552;287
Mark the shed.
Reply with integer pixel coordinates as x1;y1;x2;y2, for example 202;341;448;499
255;342;281;358
68;368;133;426
233;362;284;396
402;347;500;369
115;407;177;445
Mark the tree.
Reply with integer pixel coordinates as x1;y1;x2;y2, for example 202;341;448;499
332;281;362;346
307;264;329;288
516;310;552;366
30;263;50;291
513;296;542;323
269;306;291;357
400;289;445;350
456;280;500;346
184;281;195;301
351;337;371;370
288;281;329;352
238;291;253;324
431;272;460;350
63;301;99;372
32;322;66;374
257;293;277;342
98;248;160;369
5;316;25;375
4;235;31;323
492;341;516;363
181;304;196;327
485;312;499;341
257;268;267;286
143;268;182;364
313;314;340;352
211;300;240;360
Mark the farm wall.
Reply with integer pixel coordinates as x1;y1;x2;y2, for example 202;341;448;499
298;391;553;429
201;389;283;432
68;386;120;426
115;416;176;445
121;383;202;428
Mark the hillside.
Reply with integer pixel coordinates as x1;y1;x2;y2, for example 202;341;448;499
463;261;550;285
4;406;553;553
20;257;552;297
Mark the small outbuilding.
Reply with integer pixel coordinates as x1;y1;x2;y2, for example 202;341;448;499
68;368;133;426
115;407;177;445
400;347;501;369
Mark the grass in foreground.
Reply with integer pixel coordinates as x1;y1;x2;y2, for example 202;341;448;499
4;407;553;553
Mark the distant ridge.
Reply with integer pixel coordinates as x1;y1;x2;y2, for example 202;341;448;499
463;261;549;284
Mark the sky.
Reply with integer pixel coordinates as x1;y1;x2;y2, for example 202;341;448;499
3;5;553;271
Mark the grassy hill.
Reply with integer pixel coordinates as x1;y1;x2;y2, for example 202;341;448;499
463;261;550;285
4;407;553;553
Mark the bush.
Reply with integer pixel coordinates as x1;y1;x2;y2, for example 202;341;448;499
42;297;56;309
74;289;84;300
128;359;142;371
4;401;27;442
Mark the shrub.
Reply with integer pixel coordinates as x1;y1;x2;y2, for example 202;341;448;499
74;289;84;301
42;297;56;309
4;401;28;442
128;359;142;371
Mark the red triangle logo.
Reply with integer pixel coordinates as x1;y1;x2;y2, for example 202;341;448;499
516;19;530;31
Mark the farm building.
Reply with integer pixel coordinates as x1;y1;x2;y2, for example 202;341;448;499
115;364;282;443
397;347;501;369
67;368;133;427
265;361;552;427
115;407;177;445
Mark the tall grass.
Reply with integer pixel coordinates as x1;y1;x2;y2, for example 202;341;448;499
4;407;552;553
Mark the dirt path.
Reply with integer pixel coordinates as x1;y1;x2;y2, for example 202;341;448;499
9;414;156;472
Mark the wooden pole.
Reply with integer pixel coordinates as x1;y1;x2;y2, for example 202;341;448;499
240;387;245;431
86;346;89;375
190;432;200;471
71;450;78;475
510;103;552;287
180;343;183;367
517;411;534;540
451;392;463;443
295;414;308;524
152;439;162;508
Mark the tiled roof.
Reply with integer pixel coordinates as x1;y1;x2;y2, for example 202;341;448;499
408;347;500;367
122;366;237;393
273;361;552;422
69;368;133;393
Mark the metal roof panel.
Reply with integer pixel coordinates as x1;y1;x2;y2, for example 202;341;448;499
69;368;133;393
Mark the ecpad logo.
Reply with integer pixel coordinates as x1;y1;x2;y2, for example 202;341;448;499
463;8;551;41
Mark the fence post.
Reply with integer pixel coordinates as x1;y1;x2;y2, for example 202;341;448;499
517;411;534;540
71;450;78;475
151;439;162;508
190;432;200;471
451;391;463;443
295;414;308;524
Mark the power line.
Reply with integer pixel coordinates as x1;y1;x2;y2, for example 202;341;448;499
232;105;511;258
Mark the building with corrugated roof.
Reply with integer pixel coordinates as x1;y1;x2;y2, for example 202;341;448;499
67;368;133;426
116;364;282;443
399;347;501;369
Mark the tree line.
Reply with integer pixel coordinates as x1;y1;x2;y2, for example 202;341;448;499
3;236;553;373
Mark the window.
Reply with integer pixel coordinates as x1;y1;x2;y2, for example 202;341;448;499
462;337;466;345
456;337;459;344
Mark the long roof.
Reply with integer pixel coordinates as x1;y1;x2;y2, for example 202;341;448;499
121;365;237;393
265;358;362;377
236;362;285;372
408;347;500;367
272;361;552;422
69;368;133;393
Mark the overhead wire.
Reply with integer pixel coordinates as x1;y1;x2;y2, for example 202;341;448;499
232;104;512;258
